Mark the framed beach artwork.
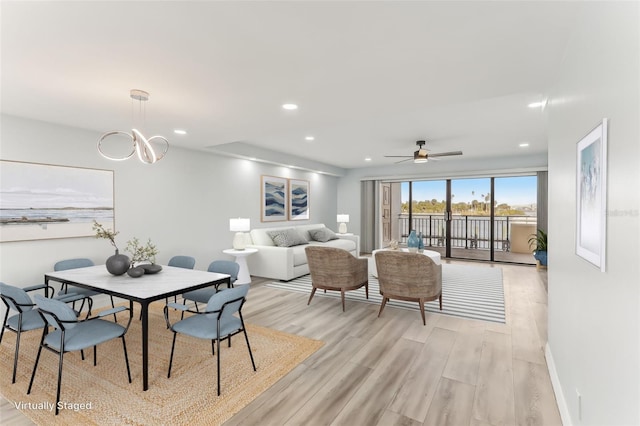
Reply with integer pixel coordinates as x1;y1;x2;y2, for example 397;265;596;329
576;119;608;271
289;179;310;221
261;175;288;222
0;160;114;242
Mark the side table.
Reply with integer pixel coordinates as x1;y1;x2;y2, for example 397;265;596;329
223;248;258;285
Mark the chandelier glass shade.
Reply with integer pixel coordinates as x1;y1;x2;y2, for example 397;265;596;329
97;90;169;164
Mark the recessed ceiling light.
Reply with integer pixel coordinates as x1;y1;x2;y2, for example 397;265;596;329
364;157;372;162
519;143;530;147
528;100;547;108
282;103;298;110
174;129;187;135
305;136;315;141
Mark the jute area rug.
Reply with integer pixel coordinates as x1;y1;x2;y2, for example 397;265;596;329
0;303;323;425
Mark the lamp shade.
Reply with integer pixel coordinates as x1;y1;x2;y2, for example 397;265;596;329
229;218;250;232
336;214;350;223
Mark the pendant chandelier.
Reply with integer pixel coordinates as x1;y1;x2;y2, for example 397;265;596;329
97;89;169;164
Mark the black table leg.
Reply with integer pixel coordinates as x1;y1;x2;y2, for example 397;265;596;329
141;301;149;391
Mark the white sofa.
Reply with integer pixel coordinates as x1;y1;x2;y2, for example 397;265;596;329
246;223;359;281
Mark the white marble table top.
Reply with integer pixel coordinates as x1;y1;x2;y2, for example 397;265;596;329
45;265;230;300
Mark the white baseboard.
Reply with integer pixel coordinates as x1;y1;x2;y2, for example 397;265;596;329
546;342;572;426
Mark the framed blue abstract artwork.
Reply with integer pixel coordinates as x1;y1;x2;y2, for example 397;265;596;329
576;118;607;271
289;179;309;221
261;175;288;222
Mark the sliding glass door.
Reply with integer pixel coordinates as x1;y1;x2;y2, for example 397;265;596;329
387;174;538;265
450;178;492;261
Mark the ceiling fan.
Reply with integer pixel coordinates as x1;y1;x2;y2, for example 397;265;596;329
384;140;463;164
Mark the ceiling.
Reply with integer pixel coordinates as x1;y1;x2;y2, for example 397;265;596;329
1;1;580;170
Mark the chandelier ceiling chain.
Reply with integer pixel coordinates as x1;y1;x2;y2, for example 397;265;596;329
97;89;169;164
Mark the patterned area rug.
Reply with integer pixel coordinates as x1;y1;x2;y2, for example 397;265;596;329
0;304;323;425
267;264;505;323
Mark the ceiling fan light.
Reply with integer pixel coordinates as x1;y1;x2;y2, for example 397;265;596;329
413;148;428;163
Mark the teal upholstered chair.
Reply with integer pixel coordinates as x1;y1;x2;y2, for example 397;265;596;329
164;285;256;395
27;295;132;415
168;255;196;270
0;282;86;384
181;260;239;311
167;255;196;304
55;258;116;318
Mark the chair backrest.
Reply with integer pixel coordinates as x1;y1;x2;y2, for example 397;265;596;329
168;255;196;270
54;258;94;271
375;251;442;299
305;246;357;285
0;282;34;312
207;260;240;284
33;294;78;329
205;284;249;321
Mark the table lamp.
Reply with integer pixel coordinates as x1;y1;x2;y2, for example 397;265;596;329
337;214;349;234
229;218;251;250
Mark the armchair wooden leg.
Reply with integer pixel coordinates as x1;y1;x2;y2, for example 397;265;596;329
365;282;369;300
419;298;426;325
439;293;443;311
378;297;388;318
341;290;345;312
307;287;317;306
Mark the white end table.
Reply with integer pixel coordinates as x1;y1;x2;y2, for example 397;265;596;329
223;248;258;285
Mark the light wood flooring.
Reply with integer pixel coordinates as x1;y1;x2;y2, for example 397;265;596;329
1;260;559;426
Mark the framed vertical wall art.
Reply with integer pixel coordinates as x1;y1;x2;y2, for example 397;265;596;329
289;179;310;221
261;175;288;222
0;160;114;242
576;118;608;271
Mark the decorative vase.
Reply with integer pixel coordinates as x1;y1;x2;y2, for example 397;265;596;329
407;230;420;252
106;249;130;276
418;232;425;252
127;266;145;278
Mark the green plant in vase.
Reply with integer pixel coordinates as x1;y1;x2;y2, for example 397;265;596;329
126;237;161;277
93;220;130;276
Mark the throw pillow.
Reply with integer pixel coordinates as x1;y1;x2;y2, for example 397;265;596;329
309;227;339;243
267;229;308;247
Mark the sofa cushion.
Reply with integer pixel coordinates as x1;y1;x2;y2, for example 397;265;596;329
268;228;308;247
309;227;339;243
310;238;356;252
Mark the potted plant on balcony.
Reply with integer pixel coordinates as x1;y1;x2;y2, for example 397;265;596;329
528;229;548;268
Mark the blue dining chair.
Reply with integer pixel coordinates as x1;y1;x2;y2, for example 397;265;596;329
0;282;87;384
167;255;196;303
181;260;239;310
27;295;132;415
55;258;116;318
164;285;256;396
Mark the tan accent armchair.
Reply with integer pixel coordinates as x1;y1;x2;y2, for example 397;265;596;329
305;246;369;311
374;250;442;325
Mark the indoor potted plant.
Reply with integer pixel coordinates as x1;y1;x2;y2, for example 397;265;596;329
125;237;161;277
528;229;548;267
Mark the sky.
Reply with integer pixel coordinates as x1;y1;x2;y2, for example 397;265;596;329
401;176;537;206
0;161;113;209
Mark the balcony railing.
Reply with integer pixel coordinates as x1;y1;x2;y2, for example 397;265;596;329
397;213;536;251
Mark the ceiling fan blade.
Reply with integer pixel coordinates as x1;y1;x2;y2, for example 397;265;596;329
395;158;413;164
384;155;412;158
429;151;463;158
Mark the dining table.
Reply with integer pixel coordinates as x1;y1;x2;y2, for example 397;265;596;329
44;264;230;391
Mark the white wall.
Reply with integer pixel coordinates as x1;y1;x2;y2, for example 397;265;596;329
0;114;339;289
547;2;639;425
